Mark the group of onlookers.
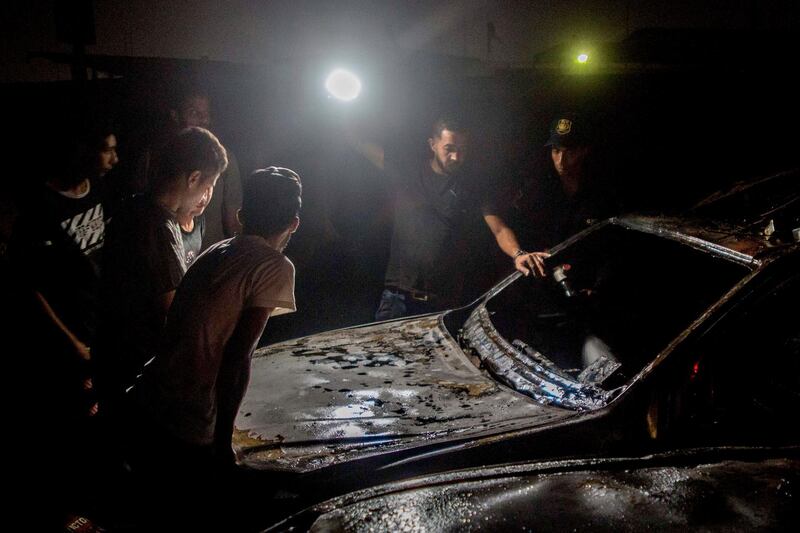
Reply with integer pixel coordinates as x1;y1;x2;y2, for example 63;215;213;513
3;77;617;529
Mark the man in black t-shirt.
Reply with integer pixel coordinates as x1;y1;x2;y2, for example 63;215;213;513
367;117;548;320
9;121;119;525
96;127;227;403
11;123;120;409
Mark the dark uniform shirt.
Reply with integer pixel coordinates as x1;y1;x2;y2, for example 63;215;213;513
518;172;620;250
383;150;494;303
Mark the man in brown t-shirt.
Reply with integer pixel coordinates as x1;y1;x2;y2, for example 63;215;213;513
133;167;301;469
126;167;300;529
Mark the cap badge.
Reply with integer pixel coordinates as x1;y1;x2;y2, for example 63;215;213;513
556;119;572;135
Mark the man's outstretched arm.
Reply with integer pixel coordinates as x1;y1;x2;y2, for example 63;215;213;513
483;213;549;277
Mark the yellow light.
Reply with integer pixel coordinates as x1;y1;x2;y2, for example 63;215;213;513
577;53;589;63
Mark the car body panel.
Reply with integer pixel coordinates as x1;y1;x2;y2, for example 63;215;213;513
268;448;800;532
233;170;799;490
235;314;574;472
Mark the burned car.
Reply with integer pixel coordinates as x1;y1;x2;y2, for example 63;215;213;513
268;447;800;531
234;171;799;525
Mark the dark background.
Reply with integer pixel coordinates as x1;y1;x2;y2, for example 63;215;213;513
2;1;799;342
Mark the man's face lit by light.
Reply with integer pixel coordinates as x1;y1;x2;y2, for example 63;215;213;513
180;172;219;219
429;129;468;175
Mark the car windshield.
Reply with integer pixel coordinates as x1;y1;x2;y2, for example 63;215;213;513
458;223;751;410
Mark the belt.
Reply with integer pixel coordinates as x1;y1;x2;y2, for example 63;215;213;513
387;286;434;302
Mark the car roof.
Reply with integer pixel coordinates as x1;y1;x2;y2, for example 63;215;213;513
615;169;799;264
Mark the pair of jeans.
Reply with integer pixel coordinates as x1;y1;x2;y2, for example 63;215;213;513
375;288;436;321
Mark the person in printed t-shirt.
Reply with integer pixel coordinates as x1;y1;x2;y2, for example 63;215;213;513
11;120;120;416
9;119;120;528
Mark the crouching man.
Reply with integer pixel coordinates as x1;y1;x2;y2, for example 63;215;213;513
127;167;301;527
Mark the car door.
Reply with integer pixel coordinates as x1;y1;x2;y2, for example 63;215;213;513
645;258;800;447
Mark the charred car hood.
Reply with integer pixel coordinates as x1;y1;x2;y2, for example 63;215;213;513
234;315;574;473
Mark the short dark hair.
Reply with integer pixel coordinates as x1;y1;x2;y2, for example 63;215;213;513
430;115;468;139
151;127;228;191
79;117;117;150
243;167;302;236
48;117;118;186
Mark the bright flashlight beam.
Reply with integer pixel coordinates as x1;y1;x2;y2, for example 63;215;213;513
325;69;362;101
577;53;589;63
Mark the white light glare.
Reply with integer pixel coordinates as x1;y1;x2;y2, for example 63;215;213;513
325;69;362;101
577;53;589;63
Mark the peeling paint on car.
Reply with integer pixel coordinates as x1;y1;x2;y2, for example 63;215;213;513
235;315;573;472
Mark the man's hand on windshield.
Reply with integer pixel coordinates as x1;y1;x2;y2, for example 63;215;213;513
514;251;550;277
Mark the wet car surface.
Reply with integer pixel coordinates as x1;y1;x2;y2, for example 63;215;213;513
236;315;574;472
234;171;799;527
269;447;799;532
